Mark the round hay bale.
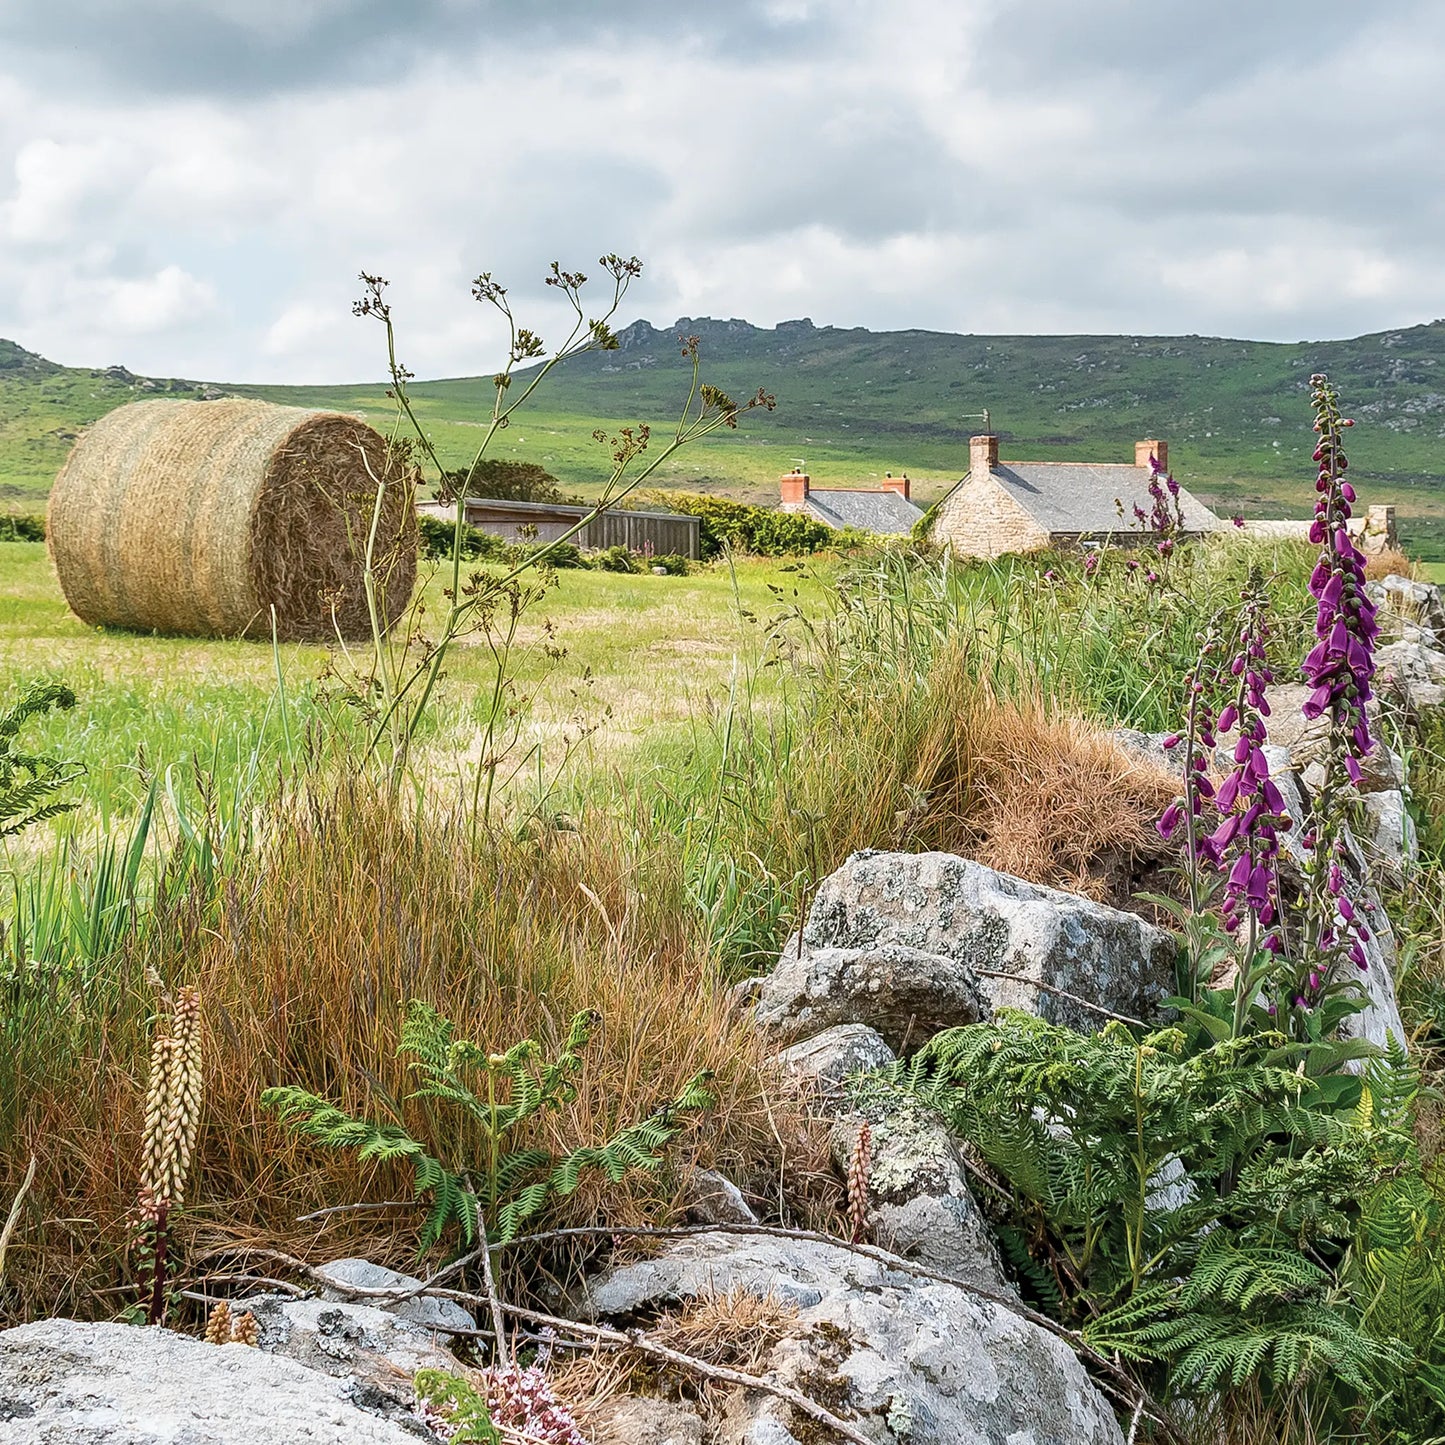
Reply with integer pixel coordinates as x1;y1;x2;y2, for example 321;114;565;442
47;399;417;641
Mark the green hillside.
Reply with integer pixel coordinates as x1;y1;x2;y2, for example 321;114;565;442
7;316;1445;549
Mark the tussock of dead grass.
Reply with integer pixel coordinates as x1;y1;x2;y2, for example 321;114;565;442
561;1285;801;1434
0;780;796;1321
913;688;1179;900
1364;546;1416;582
648;1284;800;1373
746;637;1179;909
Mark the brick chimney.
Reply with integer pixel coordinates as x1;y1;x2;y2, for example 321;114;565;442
1135;439;1168;471
881;471;911;500
779;469;809;506
970;435;999;476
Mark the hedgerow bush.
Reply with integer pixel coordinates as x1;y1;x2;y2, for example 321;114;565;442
0;514;45;542
636;489;838;558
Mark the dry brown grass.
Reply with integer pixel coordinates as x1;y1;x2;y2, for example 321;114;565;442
563;1285;802;1436
0;782;798;1322
648;1284;800;1373
1365;546;1416;582
1169;1382;1333;1445
915;688;1179;900
760;639;1178;907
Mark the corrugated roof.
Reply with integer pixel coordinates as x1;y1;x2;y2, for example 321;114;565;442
804;489;924;534
988;463;1220;536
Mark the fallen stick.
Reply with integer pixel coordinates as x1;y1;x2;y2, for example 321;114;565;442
974;969;1152;1029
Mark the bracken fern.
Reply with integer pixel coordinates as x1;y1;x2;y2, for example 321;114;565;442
263;1001;714;1254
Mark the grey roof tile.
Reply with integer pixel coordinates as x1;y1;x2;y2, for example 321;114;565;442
988;463;1220;535
803;489;924;534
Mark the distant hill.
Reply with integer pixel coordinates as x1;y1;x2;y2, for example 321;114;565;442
6;317;1445;551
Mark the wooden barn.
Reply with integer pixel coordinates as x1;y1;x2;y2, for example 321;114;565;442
418;497;702;560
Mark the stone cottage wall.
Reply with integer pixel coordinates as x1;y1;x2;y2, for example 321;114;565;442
933;476;1051;559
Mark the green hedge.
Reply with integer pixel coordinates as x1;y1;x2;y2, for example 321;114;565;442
0;514;45;542
635;490;837;560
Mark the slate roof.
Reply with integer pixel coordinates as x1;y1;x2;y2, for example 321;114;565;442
987;463;1220;536
803;488;924;535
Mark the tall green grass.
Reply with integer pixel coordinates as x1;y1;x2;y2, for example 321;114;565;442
617;534;1320;974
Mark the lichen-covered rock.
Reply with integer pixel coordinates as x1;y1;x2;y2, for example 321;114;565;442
1232;684;1403;793
1368;575;1445;645
756;941;985;1051
315;1257;475;1335
775;1023;896;1101
240;1294;461;1409
774;851;1174;1035
830;1106;1011;1293
1340;896;1410;1054
1375;639;1445;711
574;1232;1123;1445
0;1318;436;1444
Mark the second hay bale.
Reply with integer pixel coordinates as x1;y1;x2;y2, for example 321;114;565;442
48;399;416;641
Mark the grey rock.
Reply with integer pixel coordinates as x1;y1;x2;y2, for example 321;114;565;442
1376;639;1445;712
831;1106;1011;1294
1144;1154;1196;1213
575;1233;1123;1445
1358;789;1418;883
315;1257;476;1335
590;1395;706;1445
1109;728;1177;772
0;1318;435;1444
1259;688;1402;793
739;1424;803;1445
679;1168;759;1226
775;1024;897;1101
756;941;985;1052
1368;575;1445;644
778;850;1175;1035
243;1294;461;1408
1339;895;1410;1055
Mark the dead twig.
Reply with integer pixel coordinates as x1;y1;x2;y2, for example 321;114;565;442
295;1199;414;1222
239;1216;1177;1442
496;1299;874;1445
487;1222;1175;1438
974;969;1151;1029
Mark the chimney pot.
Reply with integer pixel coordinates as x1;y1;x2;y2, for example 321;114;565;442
779;470;809;506
970;434;999;475
1136;439;1168;471
881;472;911;500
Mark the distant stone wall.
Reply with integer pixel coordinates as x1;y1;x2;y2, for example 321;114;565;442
933;475;1051;559
1241;505;1397;556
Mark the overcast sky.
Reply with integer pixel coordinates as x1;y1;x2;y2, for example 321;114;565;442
1;0;1442;383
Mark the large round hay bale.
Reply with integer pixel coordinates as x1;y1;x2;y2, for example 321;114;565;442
47;399;417;641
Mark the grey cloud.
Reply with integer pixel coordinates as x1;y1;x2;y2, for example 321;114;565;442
2;0;841;99
970;0;1378;93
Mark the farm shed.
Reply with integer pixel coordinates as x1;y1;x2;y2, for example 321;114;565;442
777;469;924;535
418;497;702;560
931;436;1221;560
48;399;416;640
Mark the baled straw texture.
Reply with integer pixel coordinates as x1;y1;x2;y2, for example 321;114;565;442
48;399;416;641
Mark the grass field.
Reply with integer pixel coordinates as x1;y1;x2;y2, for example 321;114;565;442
0;538;836;829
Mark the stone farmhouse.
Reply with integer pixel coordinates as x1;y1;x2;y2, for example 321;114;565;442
931;436;1221;560
778;468;925;535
